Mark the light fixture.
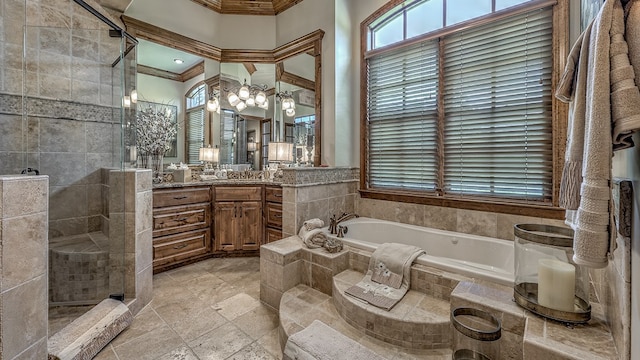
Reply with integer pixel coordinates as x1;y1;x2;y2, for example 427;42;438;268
173;58;184;64
268;142;294;163
247;142;257;152
225;79;269;113
207;91;219;112
130;89;138;103
199;144;219;171
285;108;296;117
277;91;296;116
123;95;131;108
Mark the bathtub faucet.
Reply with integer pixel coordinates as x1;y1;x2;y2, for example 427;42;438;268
329;212;359;234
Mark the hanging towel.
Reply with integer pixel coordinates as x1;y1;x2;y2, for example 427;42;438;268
345;243;424;310
555;0;640;268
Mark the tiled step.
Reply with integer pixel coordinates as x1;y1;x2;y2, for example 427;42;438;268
48;299;132;360
332;269;451;350
279;284;452;359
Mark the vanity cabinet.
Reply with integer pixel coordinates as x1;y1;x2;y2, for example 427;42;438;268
152;186;212;272
214;186;263;252
264;186;283;243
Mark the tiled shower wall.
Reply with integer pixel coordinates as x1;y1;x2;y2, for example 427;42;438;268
0;0;130;238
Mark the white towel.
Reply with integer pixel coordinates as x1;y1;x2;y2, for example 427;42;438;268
302;218;324;231
299;228;327;249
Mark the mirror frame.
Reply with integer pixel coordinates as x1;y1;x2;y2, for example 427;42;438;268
122;15;324;166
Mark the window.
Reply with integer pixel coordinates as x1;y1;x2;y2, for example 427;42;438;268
185;83;206;164
362;0;564;215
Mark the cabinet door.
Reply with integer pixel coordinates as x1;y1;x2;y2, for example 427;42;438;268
214;201;237;251
238;201;262;251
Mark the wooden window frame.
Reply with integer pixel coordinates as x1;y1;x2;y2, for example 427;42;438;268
185;81;207;164
359;0;569;219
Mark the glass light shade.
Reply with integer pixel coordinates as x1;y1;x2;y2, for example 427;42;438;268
281;97;292;110
258;99;269;110
238;85;250;100
122;95;131;108
268;142;294;162
285;108;296;117
247;142;257;151
228;92;240;106
236;101;247;112
255;91;267;105
207;98;219;112
246;95;256;107
130;89;138;103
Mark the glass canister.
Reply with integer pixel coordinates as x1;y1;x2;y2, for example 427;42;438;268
451;307;501;360
513;224;591;323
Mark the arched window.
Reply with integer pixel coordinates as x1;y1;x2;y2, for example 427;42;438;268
185;83;206;164
362;0;565;216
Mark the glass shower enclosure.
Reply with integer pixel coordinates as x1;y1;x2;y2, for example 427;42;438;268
9;1;138;336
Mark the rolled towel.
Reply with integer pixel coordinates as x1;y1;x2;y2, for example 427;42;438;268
303;218;325;231
302;228;327;249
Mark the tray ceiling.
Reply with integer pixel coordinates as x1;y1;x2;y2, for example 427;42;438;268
190;0;305;15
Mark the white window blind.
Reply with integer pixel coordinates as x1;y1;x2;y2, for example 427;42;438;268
367;40;440;191
186;108;204;164
366;6;553;203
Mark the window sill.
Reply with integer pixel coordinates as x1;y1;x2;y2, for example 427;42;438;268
359;189;565;219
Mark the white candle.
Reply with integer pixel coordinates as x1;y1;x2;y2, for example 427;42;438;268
537;258;575;312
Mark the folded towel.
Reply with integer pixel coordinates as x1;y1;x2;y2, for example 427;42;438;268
345;243;425;310
370;242;423;289
303;218;325;231
300;228;327;249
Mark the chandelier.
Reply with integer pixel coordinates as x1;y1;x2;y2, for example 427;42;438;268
277;91;296;117
226;79;269;112
207;90;220;113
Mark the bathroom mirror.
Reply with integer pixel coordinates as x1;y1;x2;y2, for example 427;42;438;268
218;62;275;170
122;15;323;165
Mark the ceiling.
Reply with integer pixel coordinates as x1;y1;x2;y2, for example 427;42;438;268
137;39;203;74
98;0;305;15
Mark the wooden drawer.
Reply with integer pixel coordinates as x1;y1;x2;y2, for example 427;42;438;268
152;203;211;237
265;227;283;244
265;202;282;228
153;228;210;268
265;186;283;203
153;187;211;208
215;186;262;201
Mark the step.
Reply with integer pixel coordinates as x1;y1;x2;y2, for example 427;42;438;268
333;269;451;350
48;299;132;360
279;284;452;359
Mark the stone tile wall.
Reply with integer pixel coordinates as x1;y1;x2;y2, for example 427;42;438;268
109;169;153;316
280;167;359;238
0;174;49;360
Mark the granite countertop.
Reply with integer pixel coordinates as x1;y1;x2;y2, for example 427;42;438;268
153;179;282;189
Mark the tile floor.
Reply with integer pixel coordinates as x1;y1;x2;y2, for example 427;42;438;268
93;257;281;360
49;256;452;359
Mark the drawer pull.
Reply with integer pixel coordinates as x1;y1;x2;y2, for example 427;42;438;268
177;218;188;222
273;193;282;197
173;196;188;200
173;243;189;250
274;214;283;218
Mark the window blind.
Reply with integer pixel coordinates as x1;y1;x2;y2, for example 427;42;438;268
367;40;440;191
366;6;553;203
186;108;204;164
443;7;553;201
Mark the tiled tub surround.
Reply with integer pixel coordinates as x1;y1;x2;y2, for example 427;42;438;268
261;236;619;359
280;167;359;238
0;175;49;360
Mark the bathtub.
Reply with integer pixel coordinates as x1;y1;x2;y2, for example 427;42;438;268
328;217;514;286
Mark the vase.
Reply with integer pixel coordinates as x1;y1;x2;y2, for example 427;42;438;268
150;152;164;183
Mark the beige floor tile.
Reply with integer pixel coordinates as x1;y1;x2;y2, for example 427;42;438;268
188;322;254;360
156;345;200;360
93;344;118;360
113;324;184;360
234;304;279;340
257;328;284;360
109;305;165;347
193;280;243;304
182;272;226;297
214;293;262;321
227;341;277;360
156;298;228;342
